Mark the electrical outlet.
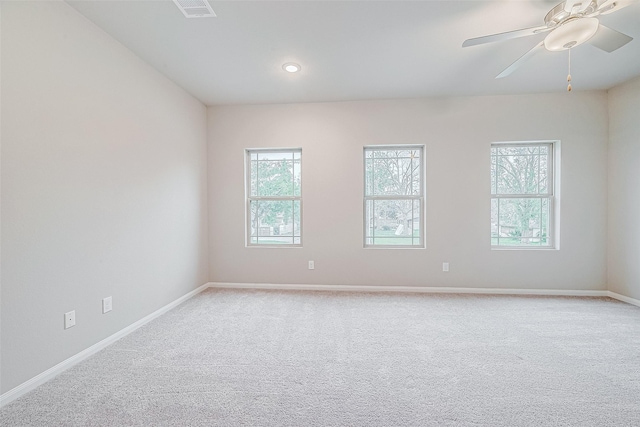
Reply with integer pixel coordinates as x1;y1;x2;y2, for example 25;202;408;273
102;296;113;314
308;260;315;270
443;262;450;272
64;310;76;329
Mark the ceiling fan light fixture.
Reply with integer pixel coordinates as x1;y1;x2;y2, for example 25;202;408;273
282;63;301;73
544;17;599;51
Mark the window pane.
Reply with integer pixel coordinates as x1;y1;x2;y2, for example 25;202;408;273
253;159;294;196
248;150;301;198
411;199;421;245
491;154;497;195
250;160;258;196
293;159;301;197
497;146;538;156
372;157;396;195
365;199;421;246
257;151;292;161
496;154;540;195
364;200;375;239
249;200;300;245
495;198;550;246
293;200;300;238
491;198;499;244
540;198;549;246
493;144;551;196
539;152;549;194
365;158;374;195
364;149;422;196
410;152;421;195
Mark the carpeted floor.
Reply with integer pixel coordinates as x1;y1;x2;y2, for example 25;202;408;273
2;288;640;426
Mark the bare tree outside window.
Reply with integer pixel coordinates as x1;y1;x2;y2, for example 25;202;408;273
491;143;555;248
364;146;424;247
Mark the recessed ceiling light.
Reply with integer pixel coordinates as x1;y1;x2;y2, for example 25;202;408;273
282;63;301;73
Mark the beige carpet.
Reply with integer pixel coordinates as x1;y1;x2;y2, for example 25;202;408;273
2;288;640;426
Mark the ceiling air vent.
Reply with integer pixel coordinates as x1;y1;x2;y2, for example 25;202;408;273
172;0;216;18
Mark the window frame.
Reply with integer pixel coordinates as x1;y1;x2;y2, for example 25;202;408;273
245;148;302;248
491;141;557;250
363;144;425;249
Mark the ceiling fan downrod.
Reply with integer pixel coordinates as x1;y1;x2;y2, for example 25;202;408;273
567;48;572;92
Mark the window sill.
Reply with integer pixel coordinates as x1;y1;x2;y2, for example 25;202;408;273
491;246;557;251
246;245;302;249
364;246;426;250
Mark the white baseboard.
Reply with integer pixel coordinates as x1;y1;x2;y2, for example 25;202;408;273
0;282;210;408
208;282;609;297
608;291;640;307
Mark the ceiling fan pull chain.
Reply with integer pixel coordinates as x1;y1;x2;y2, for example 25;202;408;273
567;48;572;92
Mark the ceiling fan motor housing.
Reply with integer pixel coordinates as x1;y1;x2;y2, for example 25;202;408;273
545;0;598;26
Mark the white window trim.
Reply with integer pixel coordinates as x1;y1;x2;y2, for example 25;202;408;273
363;144;426;249
491;141;559;250
245;148;302;248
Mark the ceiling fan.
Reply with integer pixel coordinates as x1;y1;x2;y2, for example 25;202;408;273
462;0;636;81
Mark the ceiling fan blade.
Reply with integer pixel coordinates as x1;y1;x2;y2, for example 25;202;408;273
462;25;550;48
597;0;636;15
496;41;545;79
589;24;633;52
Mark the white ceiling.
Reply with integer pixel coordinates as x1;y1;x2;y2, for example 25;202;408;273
66;0;640;106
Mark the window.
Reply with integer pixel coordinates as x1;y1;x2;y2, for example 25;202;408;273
246;149;301;246
491;142;556;248
364;145;424;247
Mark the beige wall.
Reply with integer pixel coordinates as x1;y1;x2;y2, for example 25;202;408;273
1;1;208;393
208;92;608;290
608;76;640;300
